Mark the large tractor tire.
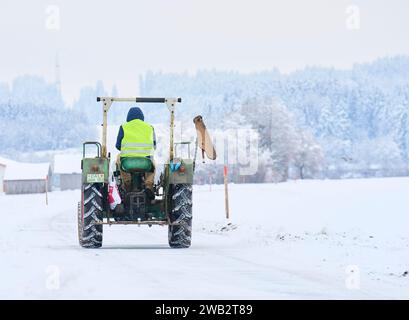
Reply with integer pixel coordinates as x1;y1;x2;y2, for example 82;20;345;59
78;183;104;248
77;202;83;247
168;184;192;248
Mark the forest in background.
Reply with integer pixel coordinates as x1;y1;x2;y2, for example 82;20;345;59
140;56;409;181
1;55;409;182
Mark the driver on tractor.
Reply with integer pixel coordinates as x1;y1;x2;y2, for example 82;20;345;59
115;107;156;199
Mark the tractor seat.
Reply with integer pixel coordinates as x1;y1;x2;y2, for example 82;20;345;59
120;157;153;173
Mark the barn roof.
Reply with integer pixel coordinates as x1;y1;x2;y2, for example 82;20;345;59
53;154;82;174
4;162;50;181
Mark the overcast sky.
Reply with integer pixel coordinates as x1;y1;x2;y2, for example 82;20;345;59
0;0;408;104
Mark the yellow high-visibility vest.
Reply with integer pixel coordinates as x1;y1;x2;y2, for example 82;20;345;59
120;119;154;157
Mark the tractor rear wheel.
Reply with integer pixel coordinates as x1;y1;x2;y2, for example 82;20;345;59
77;202;83;247
168;184;192;248
78;183;104;248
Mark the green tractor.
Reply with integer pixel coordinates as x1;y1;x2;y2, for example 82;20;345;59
77;97;215;249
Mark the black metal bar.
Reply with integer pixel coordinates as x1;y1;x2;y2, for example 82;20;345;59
135;97;166;103
134;97;182;103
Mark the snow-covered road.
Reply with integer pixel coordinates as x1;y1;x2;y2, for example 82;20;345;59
1;178;408;299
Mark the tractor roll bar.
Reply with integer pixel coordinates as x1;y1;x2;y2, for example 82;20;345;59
97;97;182;103
97;96;182;159
82;141;101;158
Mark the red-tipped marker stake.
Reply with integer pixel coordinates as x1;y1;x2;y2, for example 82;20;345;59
223;165;229;219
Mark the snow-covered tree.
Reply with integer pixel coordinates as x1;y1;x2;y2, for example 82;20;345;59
292;130;324;179
73;81;107;125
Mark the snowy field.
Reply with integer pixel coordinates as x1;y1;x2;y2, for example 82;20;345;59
0;177;408;299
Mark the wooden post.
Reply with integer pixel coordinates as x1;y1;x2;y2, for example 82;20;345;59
223;165;229;219
45;175;48;206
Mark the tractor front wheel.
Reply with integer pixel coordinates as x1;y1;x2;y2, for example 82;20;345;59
168;184;192;248
78;183;104;248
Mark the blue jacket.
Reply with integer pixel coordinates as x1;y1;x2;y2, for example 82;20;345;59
116;107;156;151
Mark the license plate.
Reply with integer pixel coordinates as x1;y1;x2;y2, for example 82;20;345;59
87;173;105;183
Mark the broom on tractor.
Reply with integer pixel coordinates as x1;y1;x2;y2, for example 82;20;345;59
77;97;216;248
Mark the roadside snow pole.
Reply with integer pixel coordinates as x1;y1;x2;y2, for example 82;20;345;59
224;165;229;219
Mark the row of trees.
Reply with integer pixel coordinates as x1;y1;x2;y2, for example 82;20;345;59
0;76;95;156
140;56;409;181
1;56;409;182
0;102;91;153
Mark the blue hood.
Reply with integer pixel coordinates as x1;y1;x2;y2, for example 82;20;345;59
126;107;144;122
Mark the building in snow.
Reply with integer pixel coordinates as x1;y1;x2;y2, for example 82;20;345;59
0;156;16;193
52;154;82;191
3;161;51;195
0;162;5;193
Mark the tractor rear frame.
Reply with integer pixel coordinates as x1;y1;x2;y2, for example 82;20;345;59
78;97;194;248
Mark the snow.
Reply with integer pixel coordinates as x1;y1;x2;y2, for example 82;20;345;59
53;154;82;174
0;177;408;299
1;155;51;181
0;156;16;166
3;161;50;180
